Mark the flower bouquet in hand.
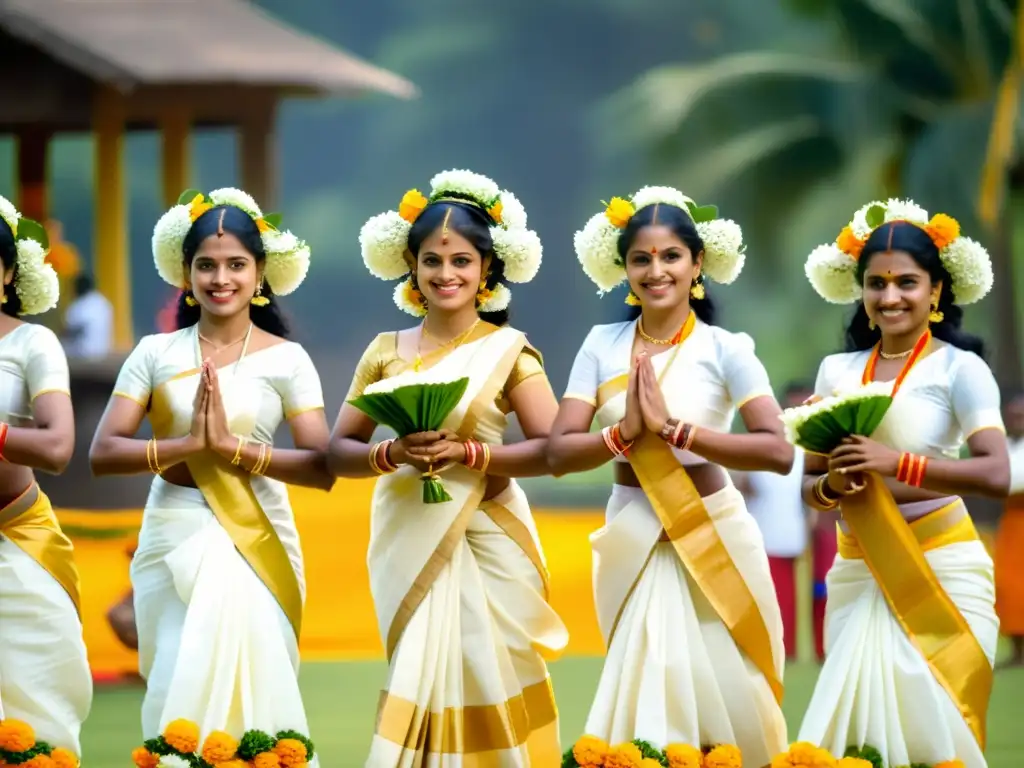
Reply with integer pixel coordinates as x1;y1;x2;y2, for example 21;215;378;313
349;374;470;503
779;381;893;455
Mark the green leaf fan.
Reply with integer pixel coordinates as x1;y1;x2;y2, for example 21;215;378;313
348;377;470;503
780;384;894;455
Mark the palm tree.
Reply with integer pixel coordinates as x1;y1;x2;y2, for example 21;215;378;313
607;0;1024;389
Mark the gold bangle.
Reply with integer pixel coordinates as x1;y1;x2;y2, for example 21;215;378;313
681;424;698;452
146;438;154;473
147;438;162;474
251;443;267;475
478;443;491;475
256;445;272;476
231;437;246;466
813;475;839;510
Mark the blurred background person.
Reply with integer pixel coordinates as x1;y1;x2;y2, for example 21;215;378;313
736;380;813;660
996;392;1024;668
60;273;113;359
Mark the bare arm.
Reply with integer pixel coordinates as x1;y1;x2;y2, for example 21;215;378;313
686;396;794;475
327;404;379;479
547;398;614;476
89;395;202;476
2;392;75;474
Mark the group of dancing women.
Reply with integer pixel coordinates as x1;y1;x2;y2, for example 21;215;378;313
0;168;1008;768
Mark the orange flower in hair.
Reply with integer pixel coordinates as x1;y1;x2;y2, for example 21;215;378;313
835;226;865;259
924;213;960;250
398;189;429;223
187;193;213;222
605;197;636;229
487;200;504;224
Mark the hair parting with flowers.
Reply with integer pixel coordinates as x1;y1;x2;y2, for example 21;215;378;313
805;198;994;307
151;187;312;299
359;169;543;317
0;195;60;316
572;185;747;297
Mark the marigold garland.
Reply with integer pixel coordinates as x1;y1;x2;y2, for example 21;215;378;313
131;721;314;768
0;718;79;768
564;735;742;768
772;742;966;768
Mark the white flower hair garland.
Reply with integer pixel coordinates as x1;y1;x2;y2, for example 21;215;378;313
360;169;543;317
0;195;59;316
151;187;311;297
572;185;746;294
805;198;994;306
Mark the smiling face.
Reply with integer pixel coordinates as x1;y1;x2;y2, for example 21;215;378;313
624;224;702;310
414;225;489;314
861;250;940;338
187;232;261;318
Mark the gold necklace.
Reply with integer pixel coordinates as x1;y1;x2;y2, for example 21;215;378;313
199;327;250;353
879;348;913;360
414;318;480;370
637;318;678;346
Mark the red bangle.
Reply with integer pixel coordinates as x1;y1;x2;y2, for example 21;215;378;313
0;421;10;460
463;439;479;469
896;452;928;487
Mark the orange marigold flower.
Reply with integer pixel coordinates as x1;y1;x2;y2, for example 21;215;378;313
188;194;214;223
604;742;643;768
49;748;79;768
214;761;248;768
665;744;703;768
925;213;960;250
162;719;200;754
21;755;54;768
641;759;663;768
487;200;504;224
935;761;967;768
0;719;36;752
703;743;742;767
131;747;159;768
398;189;429;223
836;759;872;768
272;738;308;768
605;197;636;229
835;226;865;259
202;731;239;764
252;753;282;768
572;735;608;767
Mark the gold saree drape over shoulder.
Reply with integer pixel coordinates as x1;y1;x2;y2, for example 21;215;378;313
583;342;787;767
365;326;568;768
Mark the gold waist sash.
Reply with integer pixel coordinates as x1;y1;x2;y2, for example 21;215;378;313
0;483;81;615
839;473;992;748
627;431;783;703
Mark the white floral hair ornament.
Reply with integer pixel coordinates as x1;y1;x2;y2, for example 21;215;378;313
0;195;59;316
805;198;994;306
360;169;542;317
151;187;311;297
573;185;746;294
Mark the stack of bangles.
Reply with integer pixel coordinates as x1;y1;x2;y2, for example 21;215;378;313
811;475;839;510
228;436;272;476
659;418;698;452
368;437;492;475
896;451;928;487
146;437;162;474
602;423;632;456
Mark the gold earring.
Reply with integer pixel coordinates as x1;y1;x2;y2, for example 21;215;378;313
625;290;642;306
251;281;270;307
868;318;876;330
929;300;944;324
184;290;198;307
690;281;705;300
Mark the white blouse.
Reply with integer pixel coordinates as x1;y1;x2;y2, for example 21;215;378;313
813;342;1004;459
0;323;70;426
564;318;774;433
113;326;324;443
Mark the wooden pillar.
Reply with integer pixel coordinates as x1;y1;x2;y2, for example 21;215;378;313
16;129;51;222
160;111;191;207
93;86;132;351
239;103;277;208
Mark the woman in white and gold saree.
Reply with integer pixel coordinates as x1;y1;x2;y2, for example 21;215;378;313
89;190;332;757
0;196;90;763
794;203;1008;768
549;187;791;767
330;170;567;767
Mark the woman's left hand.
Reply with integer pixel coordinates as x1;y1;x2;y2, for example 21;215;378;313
204;364;235;457
637;353;670;434
828;435;901;476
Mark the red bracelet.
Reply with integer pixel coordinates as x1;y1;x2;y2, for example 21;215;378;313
0;421;9;460
602;423;632;456
463;439;480;469
896;452;928;487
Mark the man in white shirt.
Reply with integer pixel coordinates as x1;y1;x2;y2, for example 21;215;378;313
61;274;113;359
736;381;814;659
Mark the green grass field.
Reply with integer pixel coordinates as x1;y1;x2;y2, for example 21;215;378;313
83;658;1023;767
